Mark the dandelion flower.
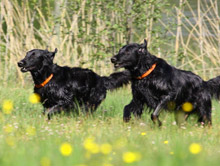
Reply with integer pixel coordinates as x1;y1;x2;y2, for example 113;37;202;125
189;143;202;154
182;102;193;112
40;157;51;166
141;132;146;136
60;143;73;156
29;93;41;104
170;151;174;155
164;140;169;144
100;143;112;154
83;137;100;154
122;151;141;163
2;100;13;114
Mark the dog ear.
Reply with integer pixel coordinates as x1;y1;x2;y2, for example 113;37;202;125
54;48;58;54
138;39;148;54
47;48;58;61
143;39;148;49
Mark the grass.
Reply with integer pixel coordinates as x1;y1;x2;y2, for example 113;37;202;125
1;85;220;166
1;0;219;165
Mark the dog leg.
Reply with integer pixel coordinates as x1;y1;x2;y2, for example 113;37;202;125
123;103;132;122
42;108;46;115
206;108;212;127
151;106;163;126
197;99;212;127
123;99;143;122
151;113;162;127
47;105;62;120
151;96;171;126
133;106;143;119
207;116;212;128
198;113;212;127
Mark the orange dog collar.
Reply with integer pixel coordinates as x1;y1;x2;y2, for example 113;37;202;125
136;63;156;80
35;74;53;88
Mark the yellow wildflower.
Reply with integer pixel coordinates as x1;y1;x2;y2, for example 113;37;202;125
182;102;193;112
40;157;51;166
122;151;141;163
164;140;169;144
189;143;202;154
29;93;41;104
170;151;174;155
100;143;112;154
141;132;146;136
2;100;13;114
83;137;100;154
60;143;73;156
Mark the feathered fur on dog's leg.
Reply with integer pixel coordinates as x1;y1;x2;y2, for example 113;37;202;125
47;105;62;120
123;103;132;122
42;108;46;115
197;98;212;127
151;96;171;127
103;70;131;90
123;99;143;122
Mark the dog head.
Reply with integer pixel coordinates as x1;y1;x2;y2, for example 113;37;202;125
111;39;148;69
17;48;57;73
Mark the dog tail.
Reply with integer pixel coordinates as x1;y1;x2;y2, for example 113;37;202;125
102;70;131;90
207;76;220;99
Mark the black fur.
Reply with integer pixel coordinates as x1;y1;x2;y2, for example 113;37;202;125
18;48;130;119
111;39;220;126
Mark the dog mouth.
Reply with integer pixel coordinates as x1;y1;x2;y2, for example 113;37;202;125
20;66;35;72
114;62;132;69
114;63;123;68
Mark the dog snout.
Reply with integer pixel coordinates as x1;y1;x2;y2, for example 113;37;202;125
17;60;25;67
111;57;117;63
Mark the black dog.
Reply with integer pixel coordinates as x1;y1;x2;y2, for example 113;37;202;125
18;48;130;119
111;39;220;126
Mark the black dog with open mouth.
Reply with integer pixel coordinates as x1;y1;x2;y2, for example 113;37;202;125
18;48;131;119
111;39;220;126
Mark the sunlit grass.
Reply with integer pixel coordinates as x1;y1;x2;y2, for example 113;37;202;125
1;85;220;166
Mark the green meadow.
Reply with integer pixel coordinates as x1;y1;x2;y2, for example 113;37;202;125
1;0;220;165
1;85;220;166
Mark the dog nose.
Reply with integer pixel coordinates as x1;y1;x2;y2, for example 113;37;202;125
111;57;117;63
17;61;25;67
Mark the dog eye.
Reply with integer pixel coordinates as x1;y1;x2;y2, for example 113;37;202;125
32;52;35;56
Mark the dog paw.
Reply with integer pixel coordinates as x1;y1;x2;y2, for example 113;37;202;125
123;117;131;123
